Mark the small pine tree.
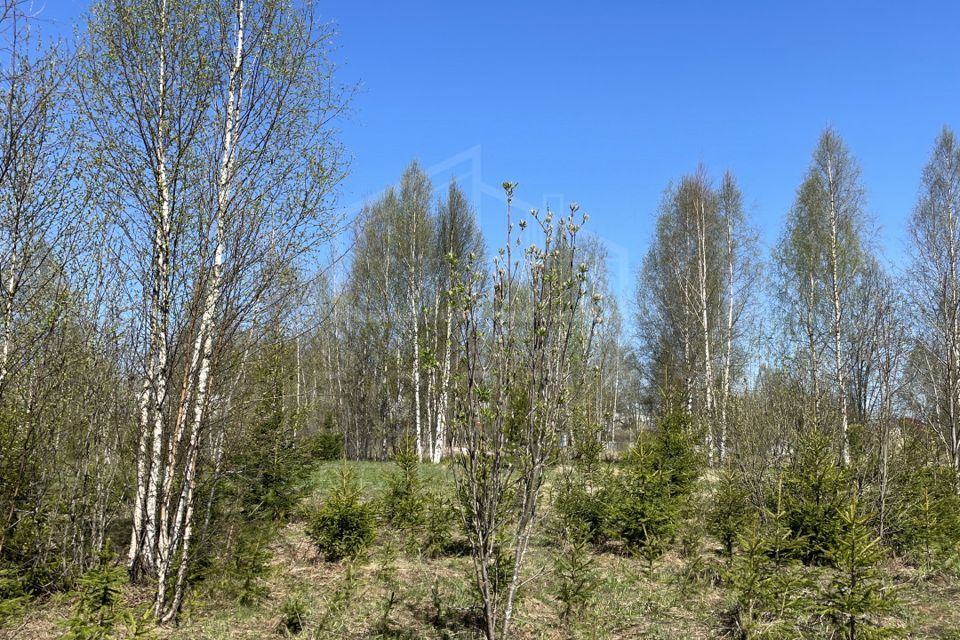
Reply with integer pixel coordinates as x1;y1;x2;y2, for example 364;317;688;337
422;490;457;558
63;563;150;640
781;429;849;564
277;597;310;636
611;441;679;559
709;467;754;558
383;437;426;529
553;465;616;545
306;465;376;561
728;513;813;639
728;517;774;638
764;480;805;567
887;462;960;574
312;413;344;461
605;411;701;562
820;495;898;640
552;523;598;624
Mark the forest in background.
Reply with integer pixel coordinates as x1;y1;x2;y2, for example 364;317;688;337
1;0;960;638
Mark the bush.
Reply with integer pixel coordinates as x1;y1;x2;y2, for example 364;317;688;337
382;438;426;529
820;494;899;639
709;468;755;558
886;461;960;573
780;429;850;564
277;596;309;636
306;466;376;561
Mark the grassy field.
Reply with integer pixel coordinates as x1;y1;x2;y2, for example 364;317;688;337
6;460;960;639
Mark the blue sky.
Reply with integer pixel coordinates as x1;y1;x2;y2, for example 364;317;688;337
41;1;960;307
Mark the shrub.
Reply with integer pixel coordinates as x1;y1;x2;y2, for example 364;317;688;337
306;465;376;561
780;429;850;564
277;597;309;636
383;438;426;529
552;523;598;623
820;495;899;640
709;468;755;558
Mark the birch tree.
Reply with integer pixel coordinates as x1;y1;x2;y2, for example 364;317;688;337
81;0;348;619
637;168;750;462
910;126;960;493
775;128;867;464
428;180;483;462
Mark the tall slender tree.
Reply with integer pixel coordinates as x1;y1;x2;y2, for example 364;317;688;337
910;126;960;493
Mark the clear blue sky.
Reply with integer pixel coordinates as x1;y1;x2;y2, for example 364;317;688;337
42;1;960;307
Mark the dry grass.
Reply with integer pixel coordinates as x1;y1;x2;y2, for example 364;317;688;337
5;460;960;639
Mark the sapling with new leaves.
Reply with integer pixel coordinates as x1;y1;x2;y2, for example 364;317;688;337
450;183;601;640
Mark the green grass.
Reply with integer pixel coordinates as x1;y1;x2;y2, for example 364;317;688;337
307;460;454;500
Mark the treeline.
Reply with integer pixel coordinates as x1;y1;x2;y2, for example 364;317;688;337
311;163;630;462
637;126;960;509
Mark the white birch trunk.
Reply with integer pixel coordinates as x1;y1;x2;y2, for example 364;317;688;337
697;197;715;465
157;0;243;617
827;157;850;465
138;0;172;574
720;209;735;463
432;303;453;463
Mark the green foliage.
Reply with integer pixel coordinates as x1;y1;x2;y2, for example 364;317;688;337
609;445;678;559
820;495;899;640
0;565;30;624
311;431;345;461
62;563;150;640
727;516;814;639
225;526;273;607
374;538;400;634
306;465;376;561
315;561;360;637
277;596;310;636
422;490;459;558
886;462;960;574
552;523;598;624
651;411;702;495
553;466;616;545
604;412;701;562
709;468;755;558
310;414;344;461
383;438;426;530
780;429;850;564
553;412;702;566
